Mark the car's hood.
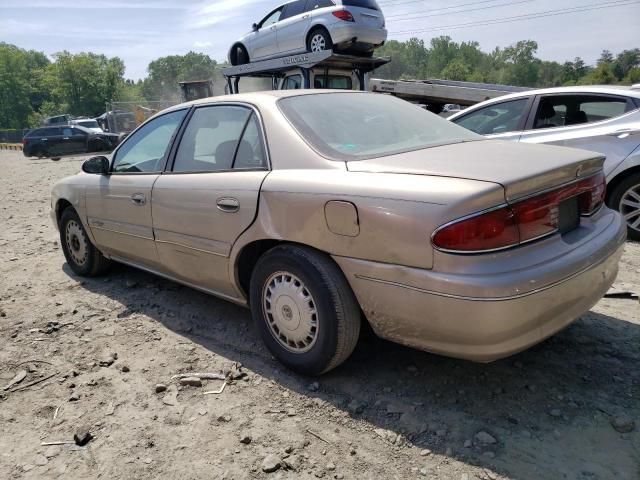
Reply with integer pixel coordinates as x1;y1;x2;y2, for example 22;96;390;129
346;140;604;201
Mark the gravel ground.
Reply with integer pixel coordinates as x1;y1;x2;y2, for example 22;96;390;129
0;150;638;480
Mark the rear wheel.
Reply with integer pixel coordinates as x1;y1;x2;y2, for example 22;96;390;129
31;146;46;158
609;173;640;241
250;245;360;375
232;44;249;65
307;29;332;53
59;208;111;276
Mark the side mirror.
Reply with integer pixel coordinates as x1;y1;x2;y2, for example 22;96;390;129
252;23;259;31
82;156;110;175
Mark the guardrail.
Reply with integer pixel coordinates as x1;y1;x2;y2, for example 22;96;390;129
0;143;23;151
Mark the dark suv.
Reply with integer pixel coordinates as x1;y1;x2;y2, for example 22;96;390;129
22;125;121;159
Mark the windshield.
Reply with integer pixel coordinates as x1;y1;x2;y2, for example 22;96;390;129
278;93;480;161
78;120;100;128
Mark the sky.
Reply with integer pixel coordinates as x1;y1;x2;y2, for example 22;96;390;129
0;0;639;80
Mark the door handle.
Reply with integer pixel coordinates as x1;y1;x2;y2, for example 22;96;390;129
216;197;240;213
131;193;146;206
63;137;70;140
303;14;309;18
609;129;639;139
270;25;277;30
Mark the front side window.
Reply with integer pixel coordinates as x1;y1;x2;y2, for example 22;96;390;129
283;75;302;90
173;106;267;173
314;75;353;89
453;98;529;135
279;93;479;161
259;7;283;28
112;109;186;173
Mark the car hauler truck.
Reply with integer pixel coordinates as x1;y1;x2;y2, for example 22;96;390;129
222;50;390;93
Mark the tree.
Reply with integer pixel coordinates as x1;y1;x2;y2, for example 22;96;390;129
499;40;540;86
0;43;32;129
142;51;217;101
598;50;614;65
45;51;126;117
441;58;471;81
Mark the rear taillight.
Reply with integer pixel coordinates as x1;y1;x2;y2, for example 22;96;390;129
432;171;606;253
22;138;27;145
333;10;355;22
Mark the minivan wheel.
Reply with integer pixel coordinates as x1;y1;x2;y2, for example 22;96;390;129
250;245;360;375
609;173;640;241
307;29;332;53
59;208;111;276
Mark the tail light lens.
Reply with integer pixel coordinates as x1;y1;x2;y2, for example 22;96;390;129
333;10;355;22
432;171;606;253
22;138;27;146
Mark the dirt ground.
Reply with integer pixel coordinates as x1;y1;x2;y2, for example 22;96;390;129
0;150;638;480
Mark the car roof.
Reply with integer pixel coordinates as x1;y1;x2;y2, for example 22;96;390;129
469;85;640;105
163;89;368;112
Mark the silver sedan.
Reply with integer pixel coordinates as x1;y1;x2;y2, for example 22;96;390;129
229;0;387;65
449;85;640;240
51;91;625;375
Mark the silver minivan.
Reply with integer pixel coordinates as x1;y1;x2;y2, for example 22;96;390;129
229;0;387;65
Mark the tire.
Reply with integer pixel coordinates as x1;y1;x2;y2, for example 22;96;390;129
59;207;111;276
307;28;332;53
608;172;640;241
234;45;249;65
31;146;46;158
250;245;361;375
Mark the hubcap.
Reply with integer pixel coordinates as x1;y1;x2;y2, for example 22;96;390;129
310;34;326;52
65;220;88;266
620;184;640;234
263;272;318;353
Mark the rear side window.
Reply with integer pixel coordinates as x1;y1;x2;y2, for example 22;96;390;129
28;129;44;137
453;98;529;135
306;0;335;9
533;95;631;129
341;0;380;10
282;0;307;19
173;106;267;173
43;127;61;136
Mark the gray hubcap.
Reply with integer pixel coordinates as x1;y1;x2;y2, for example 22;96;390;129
310;34;327;52
65;220;88;266
620;184;640;234
263;272;318;353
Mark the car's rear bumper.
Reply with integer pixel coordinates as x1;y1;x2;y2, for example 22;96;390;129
329;23;387;49
333;209;627;362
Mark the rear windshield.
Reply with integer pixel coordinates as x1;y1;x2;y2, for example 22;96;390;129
278;93;480;161
341;0;380;10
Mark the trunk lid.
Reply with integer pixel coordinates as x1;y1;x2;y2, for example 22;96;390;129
346;140;604;202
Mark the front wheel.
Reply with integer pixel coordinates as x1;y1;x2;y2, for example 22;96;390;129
609;173;640;241
250;245;361;375
59;208;111;276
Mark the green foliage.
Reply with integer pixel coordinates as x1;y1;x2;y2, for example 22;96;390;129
141;51;217;101
377;38;639;89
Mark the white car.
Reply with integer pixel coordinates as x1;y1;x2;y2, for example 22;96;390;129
229;0;387;65
449;86;640;240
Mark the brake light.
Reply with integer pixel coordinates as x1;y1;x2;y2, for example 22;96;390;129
432;171;606;253
333;10;355;22
22;138;27;145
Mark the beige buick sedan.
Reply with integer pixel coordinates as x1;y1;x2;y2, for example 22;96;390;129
51;91;626;375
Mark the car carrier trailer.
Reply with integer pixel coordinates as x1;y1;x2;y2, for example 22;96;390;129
221;50;390;94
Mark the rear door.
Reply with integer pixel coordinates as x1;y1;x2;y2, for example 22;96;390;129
277;0;311;53
151;104;269;298
519;93;640;176
68;127;88;153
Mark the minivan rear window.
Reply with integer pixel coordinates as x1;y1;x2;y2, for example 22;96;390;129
341;0;380;10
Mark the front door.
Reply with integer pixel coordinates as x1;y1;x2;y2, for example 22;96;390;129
85;109;187;269
152;104;269;298
251;6;283;60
